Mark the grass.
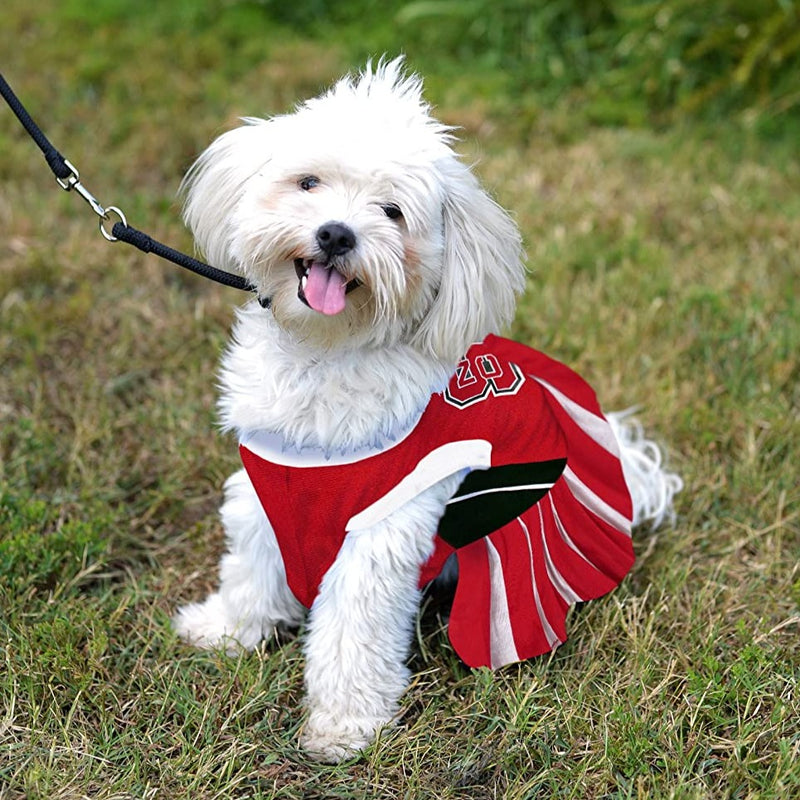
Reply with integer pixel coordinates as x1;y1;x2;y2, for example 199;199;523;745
1;0;799;798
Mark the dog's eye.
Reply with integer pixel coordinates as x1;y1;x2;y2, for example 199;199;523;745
382;204;403;220
299;176;320;191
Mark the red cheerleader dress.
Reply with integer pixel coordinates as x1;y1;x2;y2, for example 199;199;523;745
239;335;635;669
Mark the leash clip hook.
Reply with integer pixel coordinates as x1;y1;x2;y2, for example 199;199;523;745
56;158;108;220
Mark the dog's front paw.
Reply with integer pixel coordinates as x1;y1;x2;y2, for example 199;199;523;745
300;711;391;763
173;592;264;654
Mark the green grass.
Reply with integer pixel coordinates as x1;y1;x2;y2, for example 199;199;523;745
1;0;799;798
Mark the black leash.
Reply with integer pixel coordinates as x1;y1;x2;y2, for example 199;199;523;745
0;72;264;303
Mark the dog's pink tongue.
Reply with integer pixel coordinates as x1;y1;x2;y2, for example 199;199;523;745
304;262;347;315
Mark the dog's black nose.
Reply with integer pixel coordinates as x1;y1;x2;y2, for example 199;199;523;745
316;222;356;258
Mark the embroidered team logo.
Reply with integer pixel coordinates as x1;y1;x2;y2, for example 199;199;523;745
444;353;525;408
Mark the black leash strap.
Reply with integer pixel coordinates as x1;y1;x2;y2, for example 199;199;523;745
109;221;259;293
0;72;259;298
0;73;73;182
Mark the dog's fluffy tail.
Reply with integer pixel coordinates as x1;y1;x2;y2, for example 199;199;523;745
607;410;683;530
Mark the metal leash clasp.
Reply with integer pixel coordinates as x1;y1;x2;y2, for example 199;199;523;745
55;158;126;241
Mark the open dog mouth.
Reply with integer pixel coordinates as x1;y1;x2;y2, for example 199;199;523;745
294;258;360;316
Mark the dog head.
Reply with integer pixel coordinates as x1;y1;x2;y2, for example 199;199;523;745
182;57;525;362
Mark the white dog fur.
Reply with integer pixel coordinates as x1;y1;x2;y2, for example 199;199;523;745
173;58;681;762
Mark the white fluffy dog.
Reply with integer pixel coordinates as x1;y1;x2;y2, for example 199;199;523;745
173;58;680;762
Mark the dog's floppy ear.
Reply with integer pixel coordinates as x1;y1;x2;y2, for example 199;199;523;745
181;121;271;273
414;159;526;363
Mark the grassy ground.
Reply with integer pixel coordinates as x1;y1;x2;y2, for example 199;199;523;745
1;1;799;798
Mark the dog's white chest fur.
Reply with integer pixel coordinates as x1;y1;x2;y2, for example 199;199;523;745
219;303;453;453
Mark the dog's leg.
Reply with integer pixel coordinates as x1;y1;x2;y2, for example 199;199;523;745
300;474;460;762
173;468;304;653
